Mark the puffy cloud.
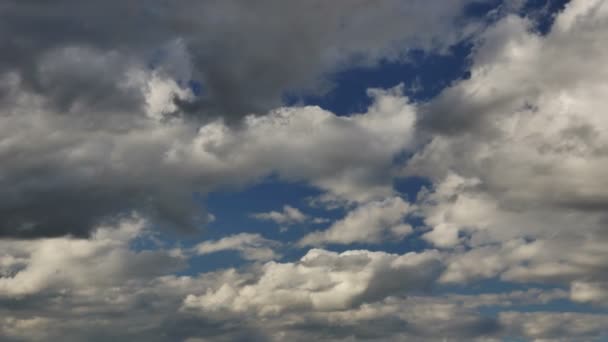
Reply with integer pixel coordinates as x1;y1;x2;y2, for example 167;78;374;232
1;0;469;239
411;0;608;220
0;216;186;298
183;248;442;315
570;281;608;305
195;233;281;261
399;0;608;291
0;227;600;341
0;84;416;237
299;197;413;246
252;205;329;232
415;172;604;248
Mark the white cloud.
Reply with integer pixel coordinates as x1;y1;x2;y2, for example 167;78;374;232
182;85;417;203
183;248;441;316
251;205;309;225
0;216;185;298
499;311;608;341
0;227;602;341
570;281;608;305
299;197;413;246
194;233;281;262
398;0;608;296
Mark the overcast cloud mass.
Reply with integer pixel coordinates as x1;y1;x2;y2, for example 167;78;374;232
1;0;608;341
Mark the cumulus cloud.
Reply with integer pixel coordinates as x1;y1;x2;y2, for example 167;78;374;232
1;0;473;239
399;0;608;296
0;216;185;298
194;233;281;262
499;311;608;341
570;281;608;305
299;197;414;246
0;85;416;237
183;248;442;315
411;0;608;219
3;0;608;340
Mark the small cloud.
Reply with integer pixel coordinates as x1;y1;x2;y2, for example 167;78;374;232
251;205;327;229
194;233;281;262
299;197;414;246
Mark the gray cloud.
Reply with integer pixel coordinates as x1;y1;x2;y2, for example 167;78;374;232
0;0;478;120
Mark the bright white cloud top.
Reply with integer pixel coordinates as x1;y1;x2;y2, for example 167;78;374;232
1;0;608;341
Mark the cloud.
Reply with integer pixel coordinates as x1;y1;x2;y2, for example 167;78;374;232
0;0;487;239
411;0;608;216
3;1;608;341
396;0;608;295
0;0;479;120
299;196;413;246
194;233;281;262
251;206;309;225
183;248;442;315
0;216;185;298
570;281;608;306
0;85;416;238
0;222;602;341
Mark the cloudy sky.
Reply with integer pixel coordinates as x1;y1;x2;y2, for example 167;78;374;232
1;0;608;341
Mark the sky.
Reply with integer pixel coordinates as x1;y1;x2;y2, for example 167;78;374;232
1;0;608;341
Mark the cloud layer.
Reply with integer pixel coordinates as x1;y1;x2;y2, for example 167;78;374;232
2;0;608;341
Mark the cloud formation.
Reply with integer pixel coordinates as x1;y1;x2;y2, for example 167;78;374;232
0;85;416;237
195;233;281;261
299;197;413;246
3;0;608;341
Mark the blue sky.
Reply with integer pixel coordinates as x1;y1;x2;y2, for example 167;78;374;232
1;0;608;341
